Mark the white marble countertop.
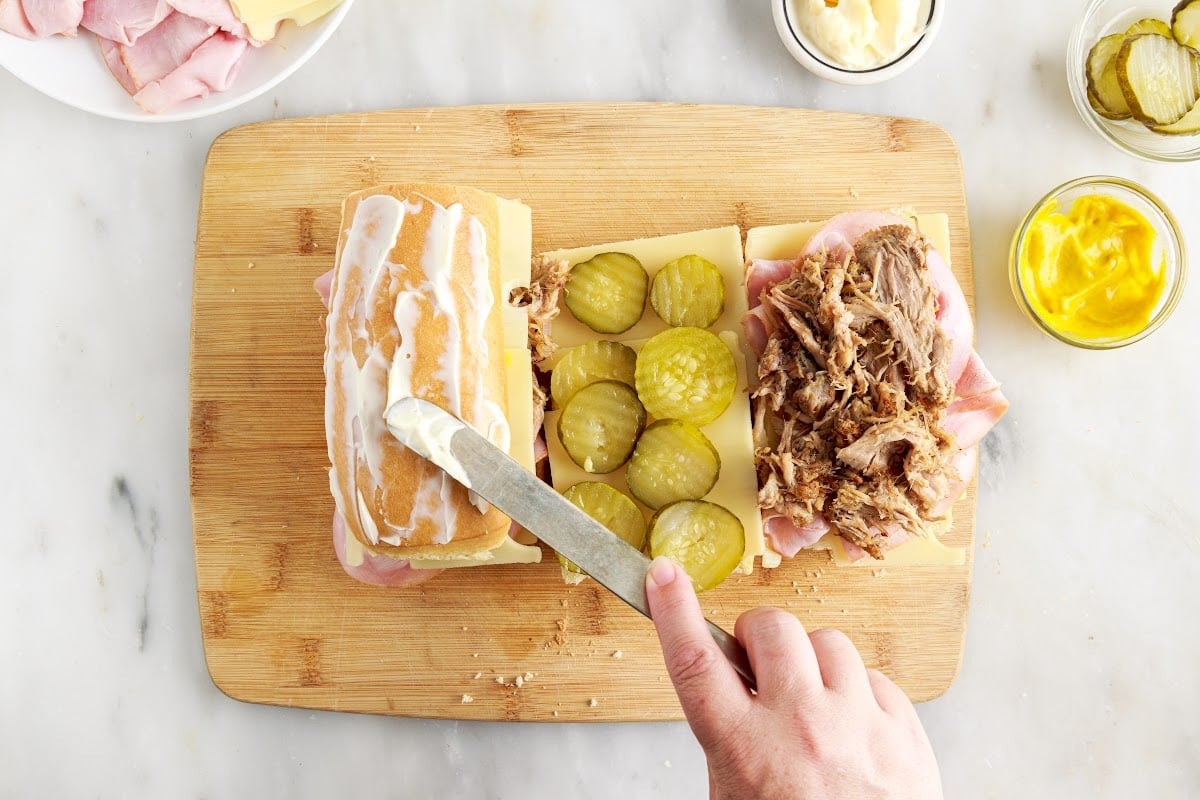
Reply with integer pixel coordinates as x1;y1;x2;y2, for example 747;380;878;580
3;1;1198;797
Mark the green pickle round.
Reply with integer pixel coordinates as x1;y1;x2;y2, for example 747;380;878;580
650;254;725;328
550;340;637;408
557;482;648;577
649;500;745;592
564;252;648;334
557;380;646;474
634;327;737;426
626;420;721;509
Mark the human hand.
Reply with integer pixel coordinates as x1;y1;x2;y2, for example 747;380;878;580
645;556;943;800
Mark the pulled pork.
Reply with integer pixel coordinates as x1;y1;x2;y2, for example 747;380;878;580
753;225;957;558
509;255;570;365
509;254;569;436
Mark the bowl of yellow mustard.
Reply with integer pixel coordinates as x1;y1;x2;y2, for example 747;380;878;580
1010;176;1186;349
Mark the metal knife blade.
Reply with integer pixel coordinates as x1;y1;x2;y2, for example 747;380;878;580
386;397;755;691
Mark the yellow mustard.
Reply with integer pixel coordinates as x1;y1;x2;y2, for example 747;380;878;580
1019;194;1166;340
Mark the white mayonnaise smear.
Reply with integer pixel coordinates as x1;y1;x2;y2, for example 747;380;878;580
328;192;509;547
384;397;471;489
790;0;923;70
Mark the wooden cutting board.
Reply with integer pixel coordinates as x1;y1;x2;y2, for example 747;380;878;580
190;103;976;721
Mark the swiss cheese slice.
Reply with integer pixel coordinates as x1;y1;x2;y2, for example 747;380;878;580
544;332;764;575
541;226;751;365
231;0;343;40
744;211;965;568
539;228;765;577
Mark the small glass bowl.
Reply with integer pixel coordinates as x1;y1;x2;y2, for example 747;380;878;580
1009;176;1186;349
1068;0;1200;162
772;0;942;85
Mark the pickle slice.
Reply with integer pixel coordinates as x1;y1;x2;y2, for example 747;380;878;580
550;340;637;408
635;327;737;426
650;254;725;328
557;482;648;577
649;500;745;593
1086;33;1132;119
1127;17;1172;37
1173;0;1200;48
1152;96;1200;132
563;252;648;334
557;380;646;473
626;420;721;510
1116;33;1200;126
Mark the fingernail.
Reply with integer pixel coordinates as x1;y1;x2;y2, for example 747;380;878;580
647;556;678;587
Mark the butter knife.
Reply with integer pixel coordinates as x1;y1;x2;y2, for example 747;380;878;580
386;397;756;692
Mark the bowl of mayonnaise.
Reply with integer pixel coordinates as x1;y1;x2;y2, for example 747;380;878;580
773;0;942;84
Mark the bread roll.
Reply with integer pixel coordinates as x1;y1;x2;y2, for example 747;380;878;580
324;183;521;560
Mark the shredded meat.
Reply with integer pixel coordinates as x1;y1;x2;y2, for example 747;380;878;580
510;254;570;453
752;225;957;558
509;255;570;365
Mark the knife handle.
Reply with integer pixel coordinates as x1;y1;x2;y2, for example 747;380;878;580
706;621;757;693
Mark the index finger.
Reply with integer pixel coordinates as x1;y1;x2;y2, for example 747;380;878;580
645;557;751;746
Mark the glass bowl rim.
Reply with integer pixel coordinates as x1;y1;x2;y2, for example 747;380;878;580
1067;0;1200;163
1010;175;1187;350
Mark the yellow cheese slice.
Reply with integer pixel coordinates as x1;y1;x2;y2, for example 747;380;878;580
543;332;764;576
231;0;343;41
541;226;748;361
744;211;963;568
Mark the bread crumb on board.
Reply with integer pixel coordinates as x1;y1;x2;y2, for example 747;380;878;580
589;698;598;708
611;650;623;659
461;695;474;704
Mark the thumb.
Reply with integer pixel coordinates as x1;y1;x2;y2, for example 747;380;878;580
645;556;751;747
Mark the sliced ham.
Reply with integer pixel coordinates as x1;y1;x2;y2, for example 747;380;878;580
23;0;83;38
926;247;973;383
81;0;171;46
133;30;248;113
167;0;251;40
98;37;138;94
800;210;909;262
314;268;334;309
0;0;35;38
118;11;216;90
746;258;796;310
330;512;441;588
764;514;832;559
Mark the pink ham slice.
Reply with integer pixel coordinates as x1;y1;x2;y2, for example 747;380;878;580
0;0;35;38
118;11;216;90
81;0;171;46
800;210;909;262
167;0;251;40
943;354;1008;452
764;514;832;559
1;0;83;38
331;512;442;587
99;37;138;95
133;30;248;113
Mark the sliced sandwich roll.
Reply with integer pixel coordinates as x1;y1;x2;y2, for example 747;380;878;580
321;183;541;579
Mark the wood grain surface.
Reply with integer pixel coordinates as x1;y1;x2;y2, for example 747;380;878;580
190;103;976;721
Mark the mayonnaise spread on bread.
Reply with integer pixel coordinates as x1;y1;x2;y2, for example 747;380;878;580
385;398;471;490
330;192;508;547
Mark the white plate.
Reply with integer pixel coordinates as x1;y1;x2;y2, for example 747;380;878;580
0;0;354;123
